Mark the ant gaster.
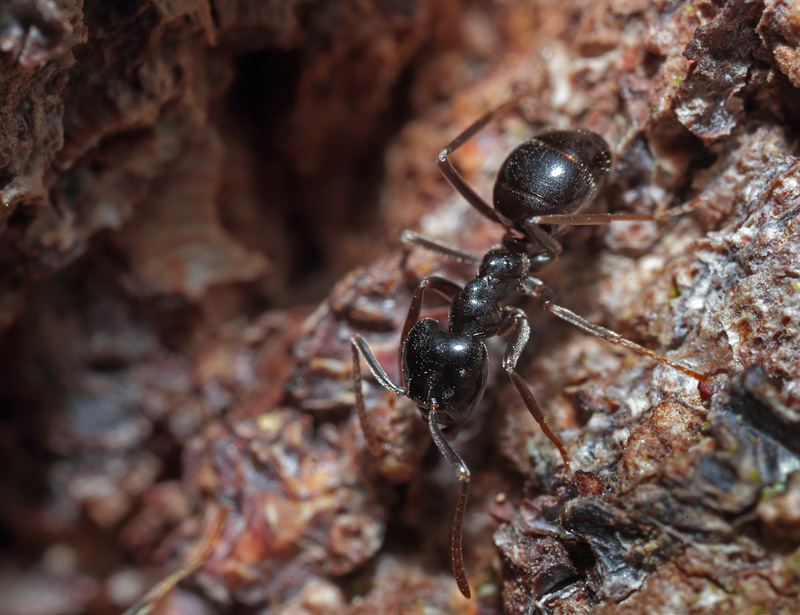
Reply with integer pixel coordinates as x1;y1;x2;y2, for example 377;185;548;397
351;98;708;599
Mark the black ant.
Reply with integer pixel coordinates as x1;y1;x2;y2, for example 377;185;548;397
350;98;709;599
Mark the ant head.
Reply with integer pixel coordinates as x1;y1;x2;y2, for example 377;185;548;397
493;129;612;234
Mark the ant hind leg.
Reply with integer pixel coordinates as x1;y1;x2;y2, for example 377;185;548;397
529;195;709;226
524;219;563;256
438;96;528;226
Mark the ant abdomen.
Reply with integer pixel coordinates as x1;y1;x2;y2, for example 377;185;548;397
493;128;612;232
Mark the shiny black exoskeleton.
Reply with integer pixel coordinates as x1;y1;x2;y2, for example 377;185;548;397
401;249;532;435
403;319;488;429
494;129;611;234
351;100;707;600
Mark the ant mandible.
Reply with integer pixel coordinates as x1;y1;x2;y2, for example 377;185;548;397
350;97;709;599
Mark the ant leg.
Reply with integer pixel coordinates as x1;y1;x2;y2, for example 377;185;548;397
438;97;525;226
399;277;462;380
400;230;482;267
402;276;462;341
524;219;563;256
351;334;406;458
526;286;709;383
522;193;704;253
529;195;709;226
428;401;472;599
501;307;571;474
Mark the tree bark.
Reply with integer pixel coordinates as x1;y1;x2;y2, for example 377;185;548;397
0;1;798;614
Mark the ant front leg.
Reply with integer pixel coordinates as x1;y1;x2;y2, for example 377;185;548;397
501;307;571;474
399;276;462;379
427;401;472;599
438;97;525;226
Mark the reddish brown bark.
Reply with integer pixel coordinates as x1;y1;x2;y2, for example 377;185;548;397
1;1;799;614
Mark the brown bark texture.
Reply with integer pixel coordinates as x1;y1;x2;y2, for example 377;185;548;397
1;0;799;614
